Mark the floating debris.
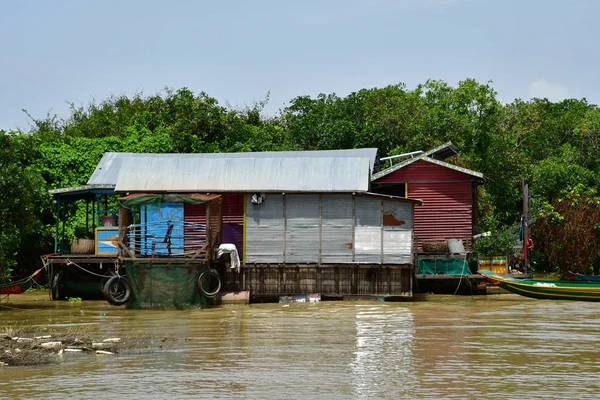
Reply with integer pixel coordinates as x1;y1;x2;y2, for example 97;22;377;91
102;338;121;343
40;342;62;350
95;350;114;355
64;348;83;352
35;335;52;340
92;342;112;349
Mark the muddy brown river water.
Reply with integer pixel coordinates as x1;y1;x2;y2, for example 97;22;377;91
2;292;600;399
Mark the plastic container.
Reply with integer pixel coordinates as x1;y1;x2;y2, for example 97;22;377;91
447;238;465;254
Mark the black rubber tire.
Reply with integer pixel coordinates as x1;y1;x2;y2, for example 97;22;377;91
198;269;221;298
51;271;66;301
103;275;131;306
99;272;116;293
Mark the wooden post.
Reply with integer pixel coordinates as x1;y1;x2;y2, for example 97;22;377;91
60;201;65;255
522;179;530;274
85;198;89;234
118;207;132;259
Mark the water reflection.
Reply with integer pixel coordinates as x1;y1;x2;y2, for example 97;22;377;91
351;304;415;399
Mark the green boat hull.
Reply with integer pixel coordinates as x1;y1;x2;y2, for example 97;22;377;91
480;270;600;302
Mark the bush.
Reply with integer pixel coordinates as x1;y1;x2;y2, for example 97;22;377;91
473;226;517;256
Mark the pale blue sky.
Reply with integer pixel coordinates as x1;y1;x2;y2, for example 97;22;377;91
1;0;598;130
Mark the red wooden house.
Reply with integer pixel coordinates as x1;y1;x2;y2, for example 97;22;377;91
371;142;485;249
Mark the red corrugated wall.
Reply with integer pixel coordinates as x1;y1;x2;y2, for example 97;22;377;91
184;194;244;256
374;160;475;248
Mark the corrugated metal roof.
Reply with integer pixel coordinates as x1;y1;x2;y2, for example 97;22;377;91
115;156;371;193
49;184;115;195
372;141;484;181
88;148;378;185
424;141;458;160
421;157;484;179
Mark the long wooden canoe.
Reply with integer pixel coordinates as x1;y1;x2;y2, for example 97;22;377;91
479;269;600;301
571;272;600;282
0;268;44;295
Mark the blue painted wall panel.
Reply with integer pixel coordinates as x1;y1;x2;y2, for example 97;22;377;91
140;203;184;256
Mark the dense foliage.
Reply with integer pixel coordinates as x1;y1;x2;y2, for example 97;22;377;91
535;185;600;277
1;82;599;277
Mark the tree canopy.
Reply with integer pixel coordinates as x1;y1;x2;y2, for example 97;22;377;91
2;82;599;277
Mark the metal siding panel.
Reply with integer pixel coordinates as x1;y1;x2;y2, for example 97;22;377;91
321;194;353;263
222;194;244;259
185;194;245;258
184;202;206;251
140;203;184;255
409;182;473;246
354;197;382;263
383;201;413;264
285;194;320;263
245;194;284;263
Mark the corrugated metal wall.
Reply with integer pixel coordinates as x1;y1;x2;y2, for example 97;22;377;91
321;194;353;263
245;194;414;264
185;194;244;256
373;159;475;247
285;194;320;263
355;197;382;263
221;194;244;258
409;182;472;245
383;201;413;264
184;202;206;251
245;194;284;263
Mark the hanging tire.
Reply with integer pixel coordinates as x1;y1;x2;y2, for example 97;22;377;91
103;275;131;306
99;272;115;293
198;269;221;298
51;271;66;301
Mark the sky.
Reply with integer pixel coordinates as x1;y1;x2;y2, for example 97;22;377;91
0;0;598;130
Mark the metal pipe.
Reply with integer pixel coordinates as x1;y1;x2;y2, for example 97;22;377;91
380;150;423;161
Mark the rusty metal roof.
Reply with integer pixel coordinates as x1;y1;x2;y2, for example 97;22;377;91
88;148;378;186
114;156;372;193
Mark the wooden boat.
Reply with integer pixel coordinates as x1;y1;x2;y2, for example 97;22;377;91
569;271;600;282
479;269;600;301
0;268;44;295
